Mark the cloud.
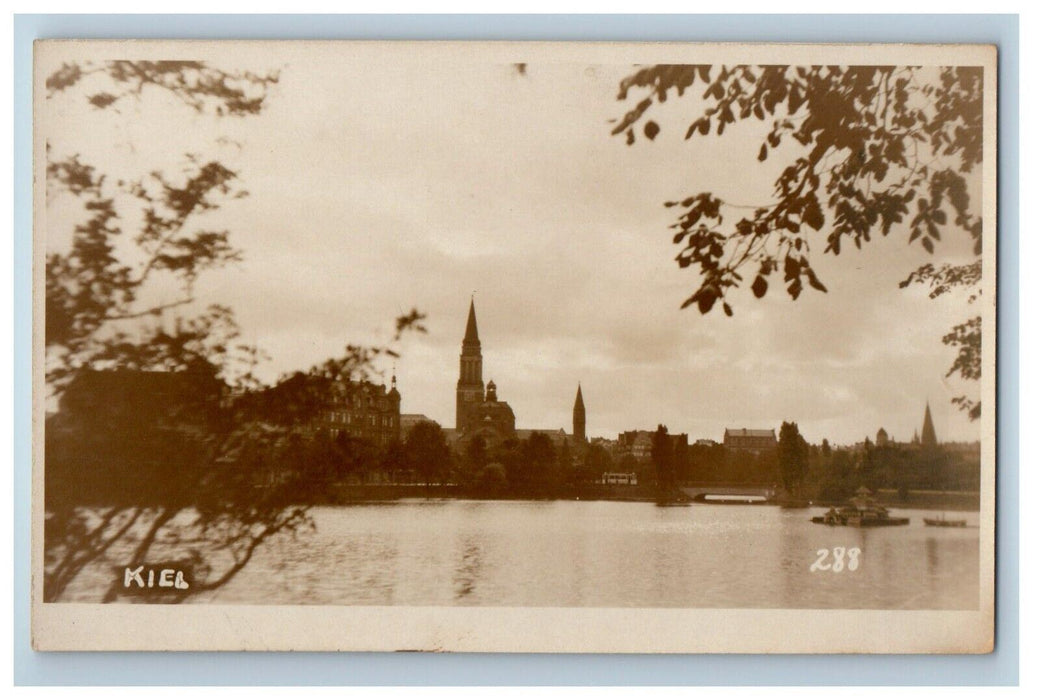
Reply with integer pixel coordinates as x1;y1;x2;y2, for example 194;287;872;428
43;53;984;444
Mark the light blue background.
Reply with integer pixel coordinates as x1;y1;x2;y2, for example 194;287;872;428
13;13;1019;686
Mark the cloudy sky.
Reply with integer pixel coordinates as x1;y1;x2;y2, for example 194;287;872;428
42;43;984;445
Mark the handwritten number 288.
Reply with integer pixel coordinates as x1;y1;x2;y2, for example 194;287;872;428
810;547;861;573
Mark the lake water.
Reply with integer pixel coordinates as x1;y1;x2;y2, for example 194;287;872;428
191;500;980;609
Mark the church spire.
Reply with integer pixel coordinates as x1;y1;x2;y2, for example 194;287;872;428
457;298;484;431
464;298;480;345
921;402;938;448
573;383;586;442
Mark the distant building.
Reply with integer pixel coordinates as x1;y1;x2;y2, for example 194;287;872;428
319;376;401;446
723;428;777;453
400;413;439;435
876;428;890;447
617;430;654;460
617;429;688;461
50;367;224;442
921;402;938;448
45;367;227;503
516;428;572;449
695;438;718;447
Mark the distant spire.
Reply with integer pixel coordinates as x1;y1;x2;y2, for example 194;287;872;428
921;402;938;448
573;383;586;442
463;298;480;344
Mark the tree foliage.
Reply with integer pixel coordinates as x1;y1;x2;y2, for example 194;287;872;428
42;60;426;603
44;59;281;389
650;424;677;491
405;421;452;486
777;421;809;494
614;64;984;418
45;60;279;116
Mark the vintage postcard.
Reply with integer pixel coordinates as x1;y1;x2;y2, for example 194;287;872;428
32;40;996;653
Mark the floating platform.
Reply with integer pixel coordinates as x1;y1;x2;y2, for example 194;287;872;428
923;517;967;527
811;515;910;527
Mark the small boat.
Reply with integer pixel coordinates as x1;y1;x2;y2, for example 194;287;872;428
924;515;968;527
811;487;909;527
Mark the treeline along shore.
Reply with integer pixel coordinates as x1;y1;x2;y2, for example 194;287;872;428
317;483;980;511
46;394;981;511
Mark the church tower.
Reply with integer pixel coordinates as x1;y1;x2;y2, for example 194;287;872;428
573;384;586;443
456;299;485;431
921;402;938;448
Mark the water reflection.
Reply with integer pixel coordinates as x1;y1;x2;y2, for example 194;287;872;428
927;537;940;575
454;536;483;600
67;500;977;609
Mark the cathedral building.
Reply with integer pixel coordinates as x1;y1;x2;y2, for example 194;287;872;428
453;299;585;450
455;299;516;446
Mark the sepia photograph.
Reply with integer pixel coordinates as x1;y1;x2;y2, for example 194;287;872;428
31;40;996;653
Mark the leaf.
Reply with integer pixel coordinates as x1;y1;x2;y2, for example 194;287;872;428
644;120;660;141
784;255;800;280
806;268;828;293
683;287;719;314
752;275;768;298
802;197;824;231
758;144;768;162
697;291;717;314
87;92;118;109
723;302;733;317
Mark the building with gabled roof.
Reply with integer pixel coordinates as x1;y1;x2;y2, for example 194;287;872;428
723;427;777;453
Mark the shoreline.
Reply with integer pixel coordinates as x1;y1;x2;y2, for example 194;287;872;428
316;483;981;512
54;485;981;513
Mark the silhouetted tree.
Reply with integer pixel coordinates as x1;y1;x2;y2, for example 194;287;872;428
687;442;726;483
404;421;451;488
650;424;676;492
582;443;614;484
557;438;573;474
614;64;983;419
42;60;426;603
476;462;508;496
522;432;559;494
382;439;408;483
464;435;489;481
496;438;524;489
777;421;809;495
